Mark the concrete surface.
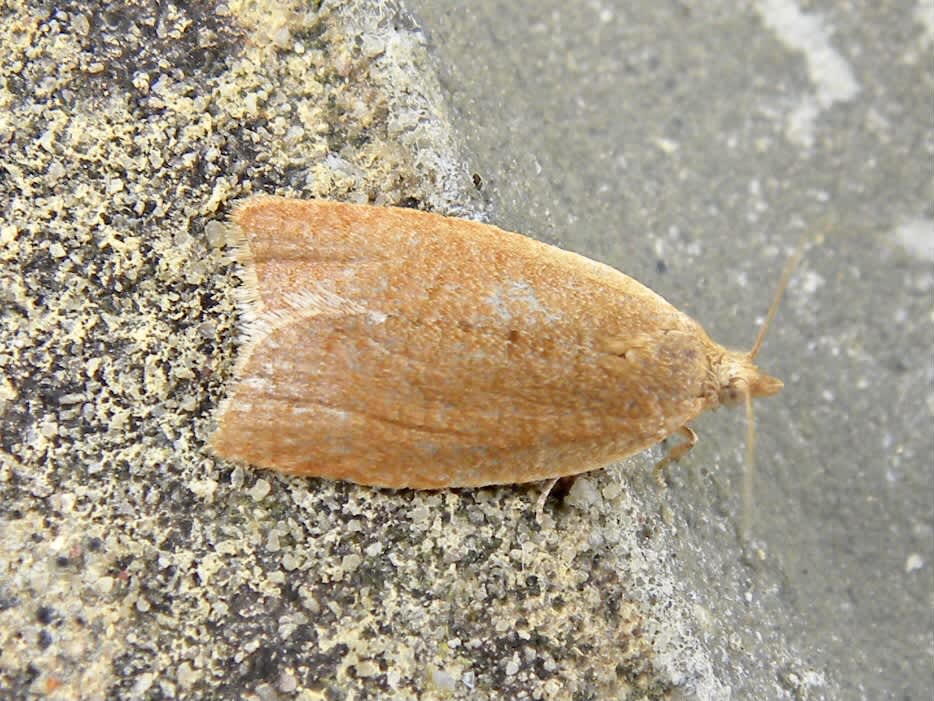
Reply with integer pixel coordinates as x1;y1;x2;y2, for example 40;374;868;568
405;2;934;700
0;1;931;700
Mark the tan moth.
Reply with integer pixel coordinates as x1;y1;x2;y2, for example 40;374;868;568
210;197;796;509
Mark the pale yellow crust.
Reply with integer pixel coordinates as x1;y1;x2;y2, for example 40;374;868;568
209;197;779;488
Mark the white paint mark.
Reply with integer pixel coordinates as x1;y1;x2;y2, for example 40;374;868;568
653;136;680;154
892;217;934;262
916;0;934;47
798;269;825;296
756;0;860;150
786;97;820;150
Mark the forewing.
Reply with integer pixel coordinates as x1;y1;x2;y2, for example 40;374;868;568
211;198;707;486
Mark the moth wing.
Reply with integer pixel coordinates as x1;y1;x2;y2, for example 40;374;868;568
211;198;708;487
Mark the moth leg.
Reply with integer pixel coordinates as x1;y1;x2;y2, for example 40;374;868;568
535;477;560;524
534;476;578;523
653;426;698;487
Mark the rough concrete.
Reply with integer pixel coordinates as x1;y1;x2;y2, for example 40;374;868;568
1;1;931;700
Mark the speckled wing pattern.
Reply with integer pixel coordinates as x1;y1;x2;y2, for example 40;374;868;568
209;197;711;487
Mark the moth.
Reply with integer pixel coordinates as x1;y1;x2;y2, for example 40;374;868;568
210;197;795;499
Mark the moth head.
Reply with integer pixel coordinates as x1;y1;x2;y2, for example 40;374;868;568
746;366;783;398
717;353;783;407
719;229;808;409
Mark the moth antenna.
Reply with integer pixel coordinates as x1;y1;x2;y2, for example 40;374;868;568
749;238;805;360
749;218;834;358
742;390;756;537
742;220;829;533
